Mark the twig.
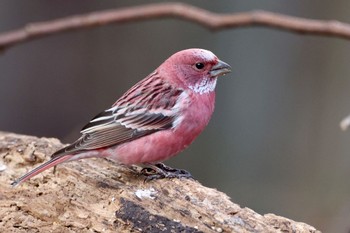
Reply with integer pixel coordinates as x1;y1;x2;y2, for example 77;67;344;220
340;114;350;131
1;2;350;51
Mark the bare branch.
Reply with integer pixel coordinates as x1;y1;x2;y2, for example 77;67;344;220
0;3;350;51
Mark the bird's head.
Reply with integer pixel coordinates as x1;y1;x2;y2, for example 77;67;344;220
160;48;231;94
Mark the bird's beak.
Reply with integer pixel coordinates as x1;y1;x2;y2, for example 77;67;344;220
210;60;231;77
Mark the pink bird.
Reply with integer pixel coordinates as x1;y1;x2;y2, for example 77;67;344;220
11;48;231;187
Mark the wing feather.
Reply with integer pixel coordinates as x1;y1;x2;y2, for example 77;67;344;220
52;72;185;158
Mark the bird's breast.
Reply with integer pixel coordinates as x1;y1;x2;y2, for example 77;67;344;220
108;92;216;164
175;91;216;138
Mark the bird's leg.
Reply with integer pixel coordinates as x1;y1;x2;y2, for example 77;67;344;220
141;163;193;180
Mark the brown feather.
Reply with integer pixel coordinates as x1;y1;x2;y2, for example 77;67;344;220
52;72;183;159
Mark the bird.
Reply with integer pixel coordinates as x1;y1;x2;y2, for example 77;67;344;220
11;48;231;187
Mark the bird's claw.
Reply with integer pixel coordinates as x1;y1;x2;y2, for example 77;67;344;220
141;163;193;181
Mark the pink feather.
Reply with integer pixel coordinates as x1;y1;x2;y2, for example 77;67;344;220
12;48;231;187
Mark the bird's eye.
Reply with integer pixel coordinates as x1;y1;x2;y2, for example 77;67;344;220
195;62;205;70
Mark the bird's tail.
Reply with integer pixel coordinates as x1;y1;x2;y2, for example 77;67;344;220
11;154;73;187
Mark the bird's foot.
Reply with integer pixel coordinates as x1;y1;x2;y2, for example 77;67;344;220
141;163;193;181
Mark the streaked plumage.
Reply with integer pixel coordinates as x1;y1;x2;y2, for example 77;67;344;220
11;48;231;187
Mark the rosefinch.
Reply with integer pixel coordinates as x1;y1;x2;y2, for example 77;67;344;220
11;48;231;187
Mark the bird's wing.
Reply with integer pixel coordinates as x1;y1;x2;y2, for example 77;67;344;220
52;73;187;158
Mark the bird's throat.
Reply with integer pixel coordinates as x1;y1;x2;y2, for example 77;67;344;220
189;77;217;94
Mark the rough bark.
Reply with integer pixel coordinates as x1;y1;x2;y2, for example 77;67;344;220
0;131;320;233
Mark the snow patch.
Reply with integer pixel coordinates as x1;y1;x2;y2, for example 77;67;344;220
135;188;157;199
0;163;7;172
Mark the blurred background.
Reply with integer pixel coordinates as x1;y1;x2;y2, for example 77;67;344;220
1;1;350;231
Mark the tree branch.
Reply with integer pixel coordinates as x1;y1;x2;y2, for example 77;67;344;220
1;2;350;51
0;132;320;232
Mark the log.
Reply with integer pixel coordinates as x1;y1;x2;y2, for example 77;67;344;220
0;132;320;232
